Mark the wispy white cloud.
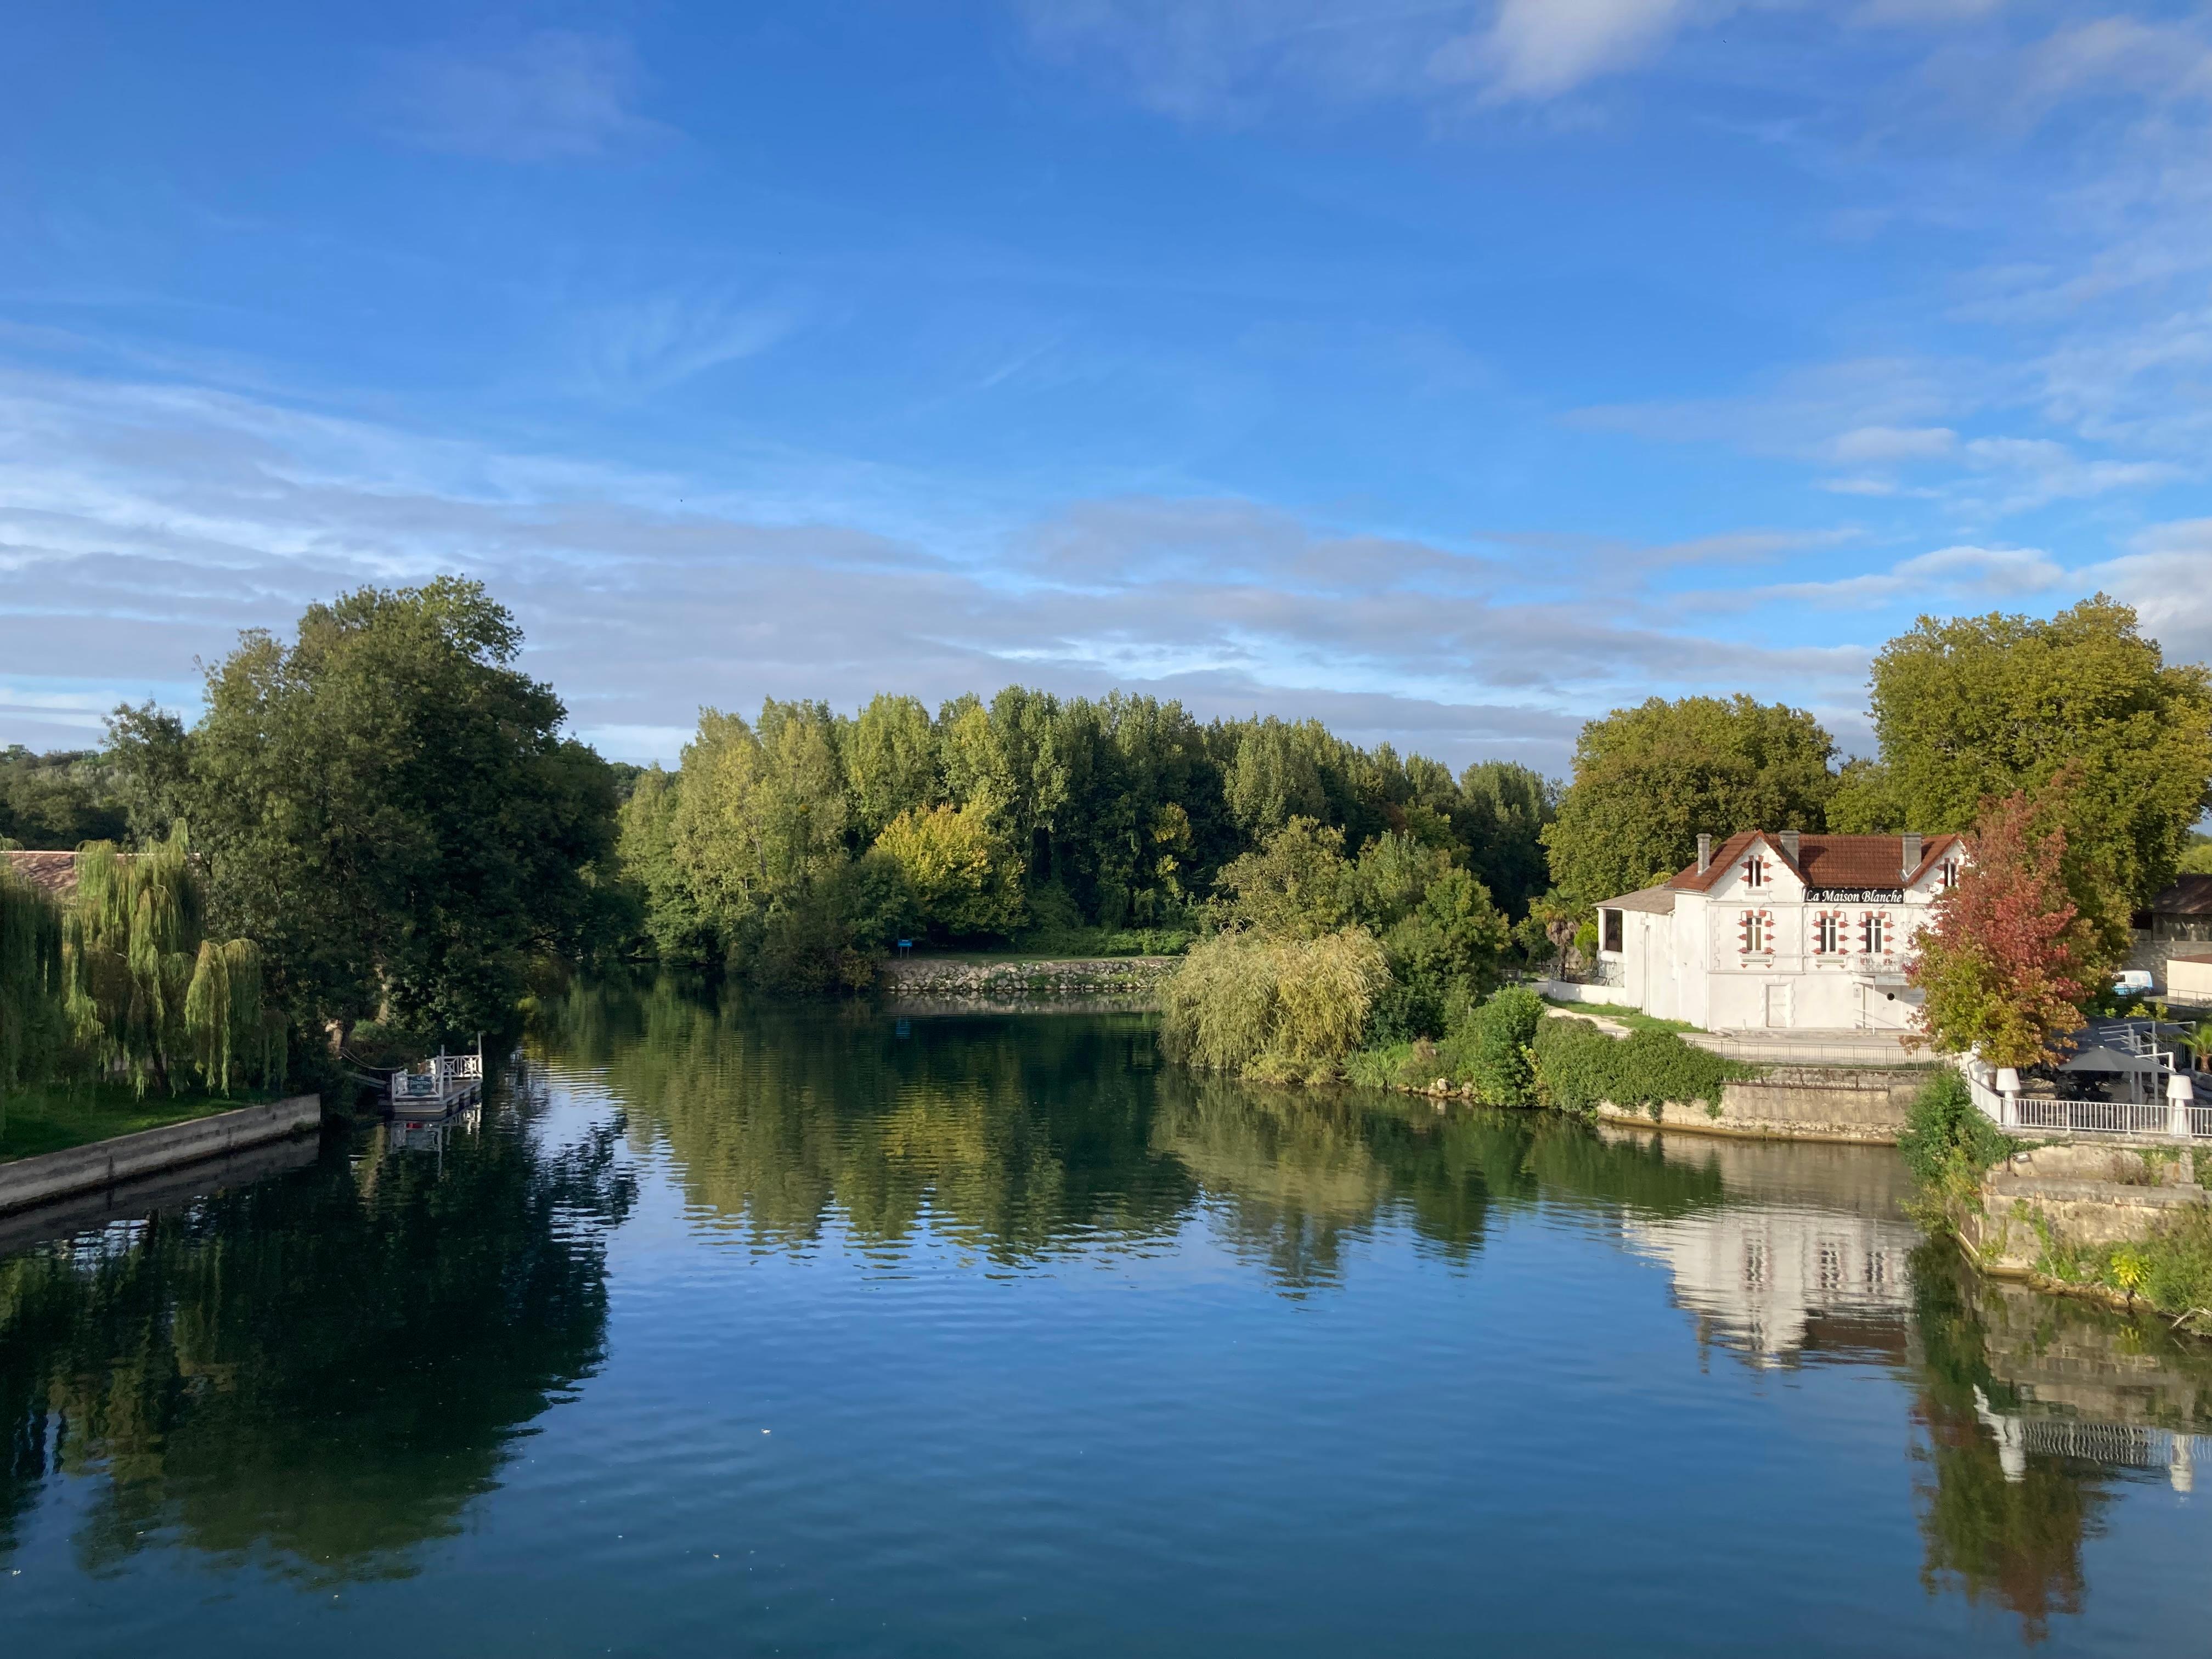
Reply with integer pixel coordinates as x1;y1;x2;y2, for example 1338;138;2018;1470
2006;16;2212;118
1432;0;1708;101
1578;361;2187;519
572;290;803;397
1854;0;2005;22
0;365;1901;770
1829;424;1957;464
2086;517;2212;668
1741;543;2068;608
379;31;670;162
1014;0;1748;117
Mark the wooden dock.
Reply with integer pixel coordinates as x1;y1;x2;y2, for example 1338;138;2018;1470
387;1048;484;1113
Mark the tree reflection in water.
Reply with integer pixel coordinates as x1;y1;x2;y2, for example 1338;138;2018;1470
532;978;1730;1293
0;1089;633;1582
536;980;2212;1642
1909;1243;2111;1641
13;981;2199;1631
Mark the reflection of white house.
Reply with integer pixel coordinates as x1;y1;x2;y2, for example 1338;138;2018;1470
1624;1204;1918;1365
1596;831;1967;1032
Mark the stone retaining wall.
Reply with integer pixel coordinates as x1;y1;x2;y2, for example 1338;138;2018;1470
1590;1066;1927;1144
0;1094;323;1216
1965;1142;2211;1276
879;956;1175;1006
1385;1065;1923;1144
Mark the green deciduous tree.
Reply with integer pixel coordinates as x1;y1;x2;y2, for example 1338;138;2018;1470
1342;831;1509;1040
155;578;620;1045
0;746;129;849
0;859;67;1101
1160;926;1391;1083
1835;596;2212;956
61;833;282;1095
873;802;1025;939
842;693;939;842
1210;817;1350;939
1457;760;1554;920
669;701;849;941
616;767;714;962
1542;695;1838;905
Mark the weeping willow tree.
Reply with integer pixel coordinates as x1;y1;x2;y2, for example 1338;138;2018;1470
0;859;68;1105
63;830;283;1097
183;937;284;1094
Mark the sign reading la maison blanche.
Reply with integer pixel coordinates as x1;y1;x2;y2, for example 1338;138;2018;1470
1805;888;1905;904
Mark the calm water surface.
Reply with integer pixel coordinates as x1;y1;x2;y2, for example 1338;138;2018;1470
7;989;2212;1655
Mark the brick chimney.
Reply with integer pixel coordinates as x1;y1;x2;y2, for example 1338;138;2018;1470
1778;830;1800;863
1697;833;1712;874
1901;832;1923;881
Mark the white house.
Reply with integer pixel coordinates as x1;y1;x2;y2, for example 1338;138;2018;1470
1594;831;1967;1032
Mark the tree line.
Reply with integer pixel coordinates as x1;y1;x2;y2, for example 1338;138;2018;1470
614;689;1556;992
4;583;2206;1085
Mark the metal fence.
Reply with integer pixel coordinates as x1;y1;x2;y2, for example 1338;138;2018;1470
2008;1097;2191;1137
1963;1055;2206;1141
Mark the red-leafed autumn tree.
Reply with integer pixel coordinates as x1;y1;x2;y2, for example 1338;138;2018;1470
1909;780;2104;1069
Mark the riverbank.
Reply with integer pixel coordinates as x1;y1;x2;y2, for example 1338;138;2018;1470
0;1092;323;1216
1351;999;1928;1144
1953;1139;2212;1317
879;955;1176;1009
0;1082;273;1163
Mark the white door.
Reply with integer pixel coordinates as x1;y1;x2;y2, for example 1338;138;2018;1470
1764;983;1790;1029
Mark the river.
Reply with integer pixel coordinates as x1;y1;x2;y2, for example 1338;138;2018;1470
5;984;2211;1655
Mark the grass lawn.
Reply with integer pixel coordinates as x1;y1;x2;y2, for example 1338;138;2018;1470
0;1084;262;1164
1540;997;1704;1035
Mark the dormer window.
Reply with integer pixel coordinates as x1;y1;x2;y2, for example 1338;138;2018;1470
1744;855;1767;889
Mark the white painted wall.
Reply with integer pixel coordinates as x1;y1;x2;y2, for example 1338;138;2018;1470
1596;834;1954;1032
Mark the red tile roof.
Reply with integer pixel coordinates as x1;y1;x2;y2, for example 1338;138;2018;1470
1666;832;1966;894
1;849;82;899
2149;874;2212;917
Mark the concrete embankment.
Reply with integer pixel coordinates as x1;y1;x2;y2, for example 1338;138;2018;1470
879;956;1175;1011
1595;1068;1931;1145
0;1131;320;1254
0;1094;323;1217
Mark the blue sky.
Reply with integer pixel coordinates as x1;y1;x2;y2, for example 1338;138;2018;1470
3;2;2209;774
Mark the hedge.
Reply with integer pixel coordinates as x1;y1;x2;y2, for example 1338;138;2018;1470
1531;1016;1743;1118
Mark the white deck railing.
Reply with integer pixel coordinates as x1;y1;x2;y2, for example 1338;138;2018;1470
387;1050;484;1106
2010;1097;2183;1136
1963;1054;2205;1138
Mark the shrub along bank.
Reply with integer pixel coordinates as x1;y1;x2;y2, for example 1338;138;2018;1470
1897;1071;2212;1324
1897;1070;2019;1222
1343;985;1750;1120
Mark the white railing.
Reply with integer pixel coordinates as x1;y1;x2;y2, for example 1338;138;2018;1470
1962;1060;2008;1124
2010;1097;2181;1136
1973;1387;2208;1489
387;1049;483;1106
1961;1054;2206;1138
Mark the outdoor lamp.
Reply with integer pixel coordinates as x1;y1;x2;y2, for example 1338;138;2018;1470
2170;1071;2196;1104
1995;1067;2021;1094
